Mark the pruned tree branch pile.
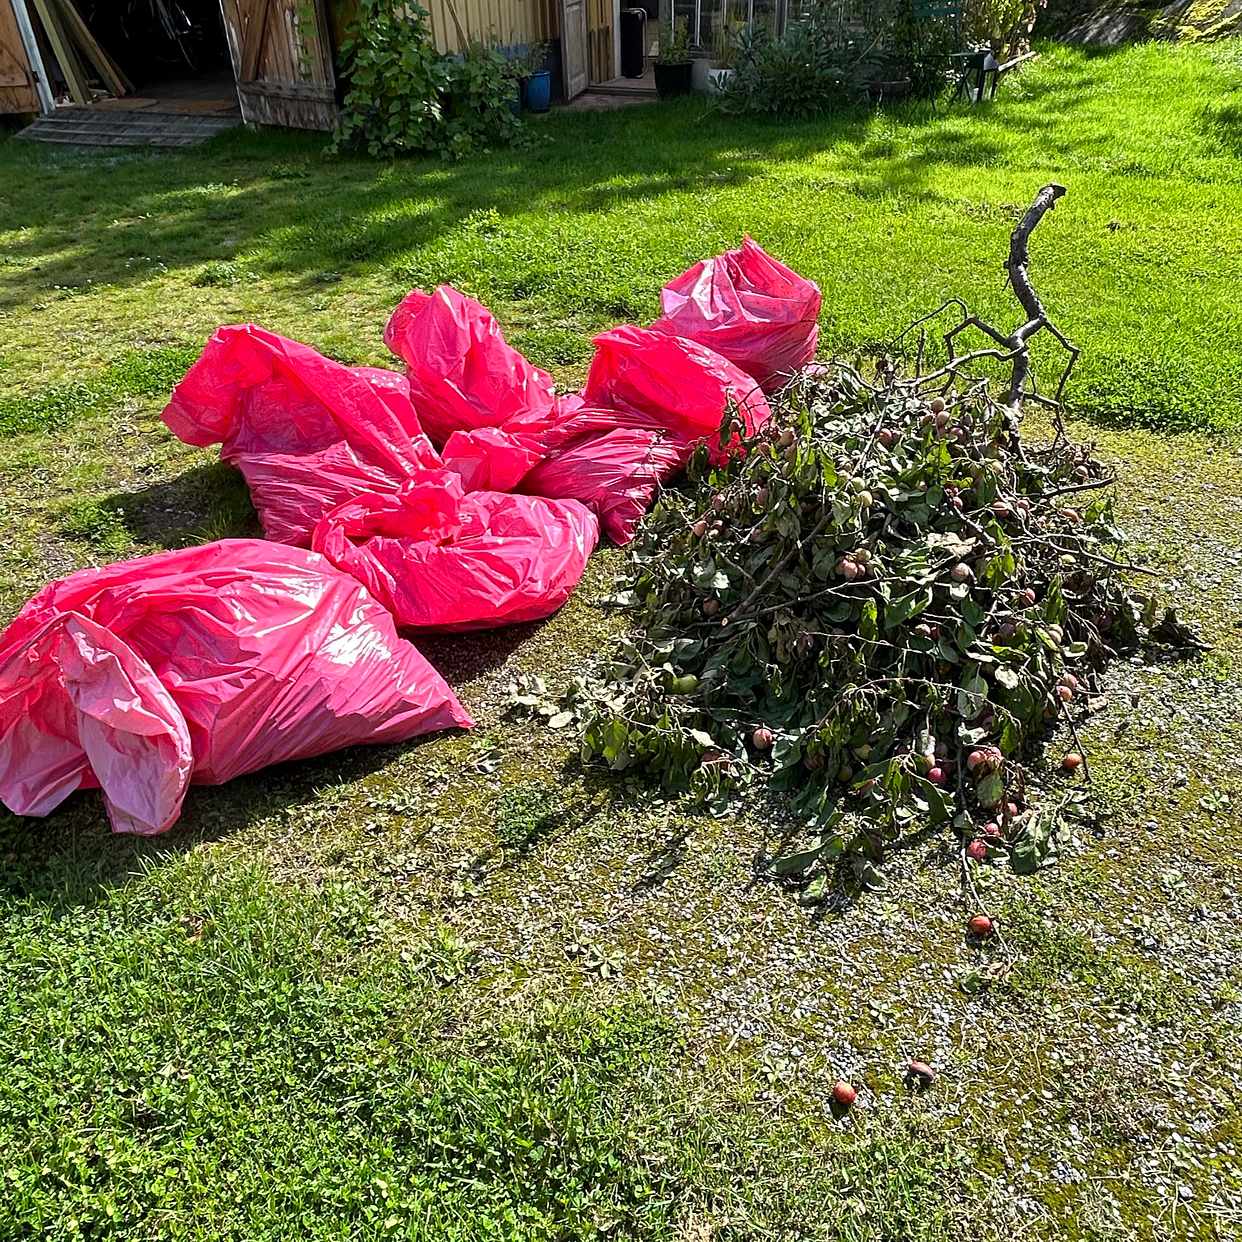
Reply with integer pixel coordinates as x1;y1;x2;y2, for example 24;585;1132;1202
527;187;1196;885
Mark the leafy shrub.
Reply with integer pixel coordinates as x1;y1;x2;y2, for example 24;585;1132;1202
718;0;960;115
655;16;691;65
335;0;522;159
335;0;448;156
717;20;851;117
439;43;525;159
966;0;1047;59
885;7;959;98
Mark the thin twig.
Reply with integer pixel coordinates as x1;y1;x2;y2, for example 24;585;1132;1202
1039;475;1116;499
1065;708;1092;786
890;297;970;351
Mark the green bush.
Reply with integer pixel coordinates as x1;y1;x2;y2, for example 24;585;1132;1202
718;0;960;117
718;21;851;117
886;6;959;98
966;0;1047;59
440;44;525;160
335;1;522;160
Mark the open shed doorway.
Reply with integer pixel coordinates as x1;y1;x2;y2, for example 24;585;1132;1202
27;0;239;117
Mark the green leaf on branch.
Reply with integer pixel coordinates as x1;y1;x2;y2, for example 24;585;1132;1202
975;772;1004;809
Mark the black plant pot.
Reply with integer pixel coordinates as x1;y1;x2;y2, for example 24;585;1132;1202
653;61;692;99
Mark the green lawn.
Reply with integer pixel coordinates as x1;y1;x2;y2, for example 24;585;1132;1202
1;39;1240;443
1;39;1241;1242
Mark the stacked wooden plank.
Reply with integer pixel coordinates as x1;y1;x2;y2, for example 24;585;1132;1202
25;0;132;105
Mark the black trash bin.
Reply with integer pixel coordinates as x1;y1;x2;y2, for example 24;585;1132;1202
620;8;646;79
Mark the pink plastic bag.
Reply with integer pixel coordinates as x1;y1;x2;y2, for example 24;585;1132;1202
442;427;544;492
522;424;690;546
0;541;471;836
162;326;442;547
582;325;771;452
504;398;661;452
384;286;556;445
312;473;599;632
653;237;821;392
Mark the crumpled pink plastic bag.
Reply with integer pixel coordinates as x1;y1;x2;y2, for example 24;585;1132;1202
522;423;690;546
525;327;769;533
442;427;544;492
162;325;442;547
0;541;471;836
384;285;556;444
582;324;771;451
311;472;599;631
653;237;821;392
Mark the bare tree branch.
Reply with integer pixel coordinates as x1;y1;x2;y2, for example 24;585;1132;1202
1003;183;1074;409
1008;182;1066;324
884;186;1079;421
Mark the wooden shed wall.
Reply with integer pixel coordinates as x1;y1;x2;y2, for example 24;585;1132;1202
1;0;39;113
328;0;558;56
427;0;558;50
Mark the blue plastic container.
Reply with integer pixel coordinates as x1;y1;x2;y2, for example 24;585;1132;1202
524;69;551;113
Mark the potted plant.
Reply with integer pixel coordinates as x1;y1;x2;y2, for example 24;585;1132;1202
654;17;692;98
706;17;741;94
515;41;552;113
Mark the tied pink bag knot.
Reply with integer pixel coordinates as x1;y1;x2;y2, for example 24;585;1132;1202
384;286;556;445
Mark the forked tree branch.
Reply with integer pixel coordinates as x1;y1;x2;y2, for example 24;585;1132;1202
915;183;1080;424
1002;182;1076;408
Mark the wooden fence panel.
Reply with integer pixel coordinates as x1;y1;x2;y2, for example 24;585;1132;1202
222;0;337;130
326;0;560;61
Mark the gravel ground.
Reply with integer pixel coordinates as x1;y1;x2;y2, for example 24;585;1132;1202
4;403;1238;1238
200;419;1242;1238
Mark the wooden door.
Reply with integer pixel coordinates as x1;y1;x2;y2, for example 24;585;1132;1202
219;0;337;131
1;0;38;113
560;0;588;100
586;0;613;84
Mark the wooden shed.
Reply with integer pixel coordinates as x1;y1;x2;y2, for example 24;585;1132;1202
0;0;627;136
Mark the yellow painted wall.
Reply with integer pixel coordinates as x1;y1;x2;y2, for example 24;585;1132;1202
429;0;558;49
328;0;558;56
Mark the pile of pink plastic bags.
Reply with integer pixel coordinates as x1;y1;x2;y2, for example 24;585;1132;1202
0;239;820;835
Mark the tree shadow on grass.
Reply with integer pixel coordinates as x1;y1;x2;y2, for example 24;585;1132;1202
0;105;865;313
0;53;1133;320
1198;97;1242;161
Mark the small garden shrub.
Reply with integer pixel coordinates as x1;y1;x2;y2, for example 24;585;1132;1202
965;0;1047;60
439;43;526;160
886;6;960;98
718;0;959;116
335;0;522;159
720;20;850;118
